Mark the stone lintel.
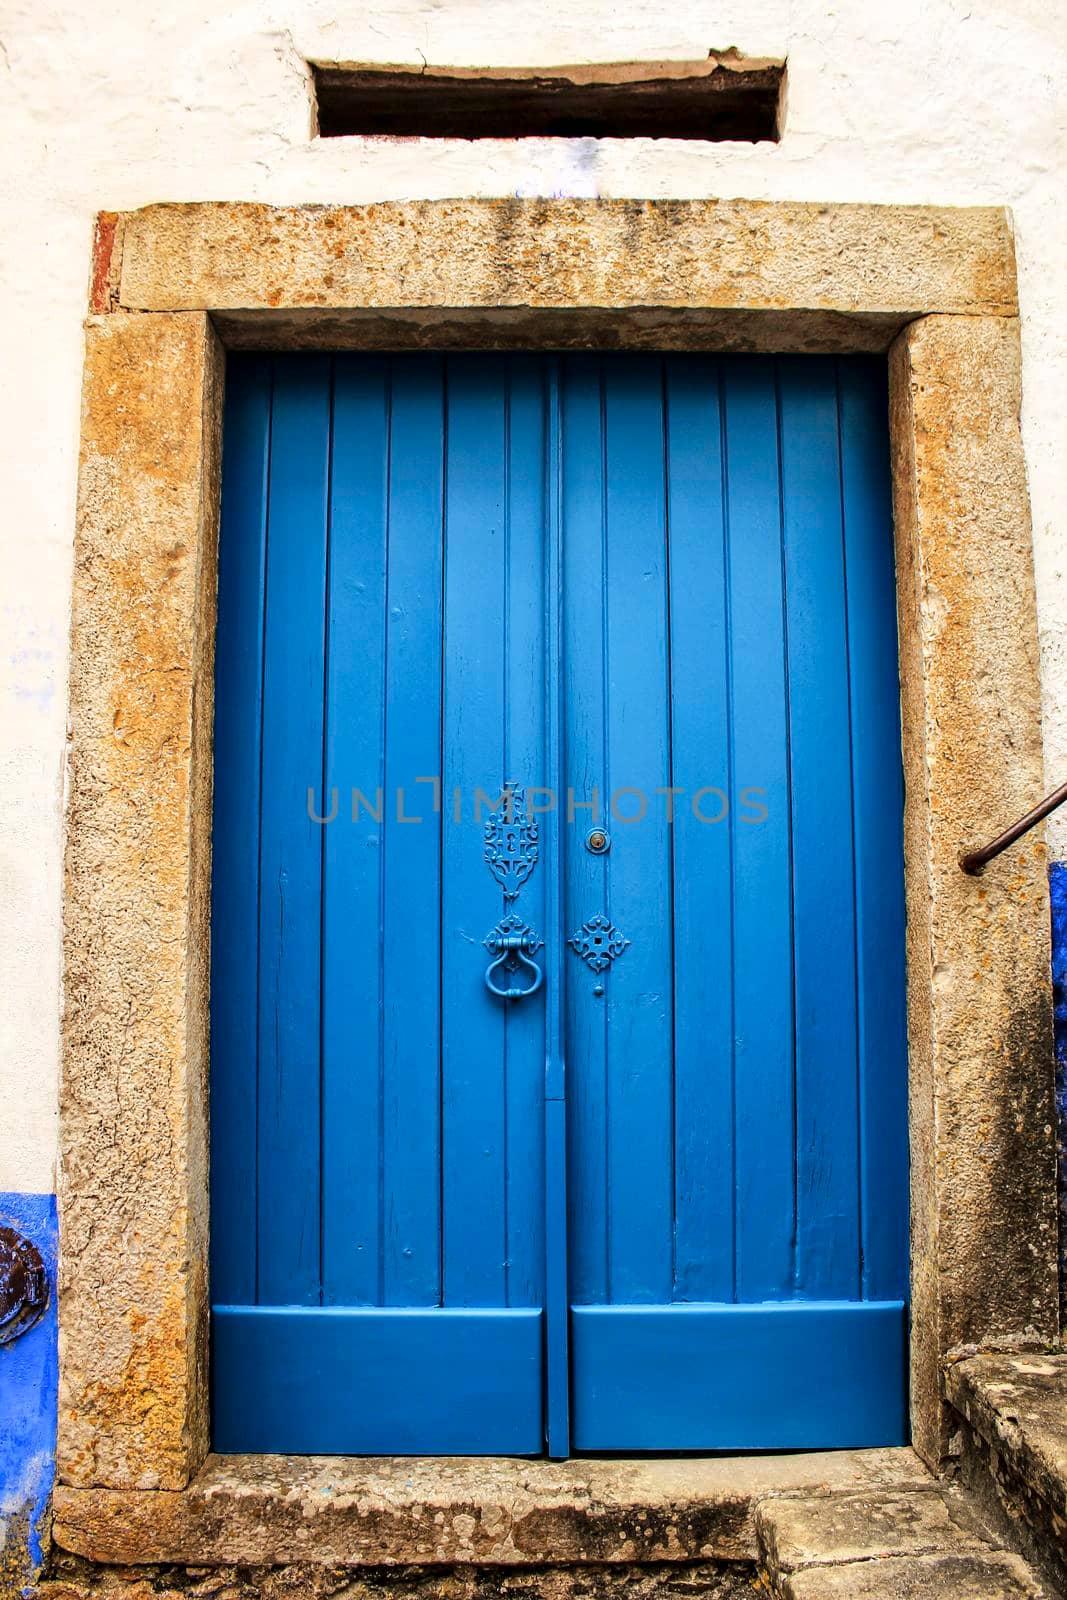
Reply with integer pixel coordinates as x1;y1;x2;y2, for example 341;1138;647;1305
113;200;1018;324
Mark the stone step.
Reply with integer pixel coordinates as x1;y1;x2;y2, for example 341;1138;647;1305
946;1352;1067;1595
50;1448;932;1568
47;1443;1058;1598
754;1488;1053;1598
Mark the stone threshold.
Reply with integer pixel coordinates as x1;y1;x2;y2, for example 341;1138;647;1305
52;1448;934;1569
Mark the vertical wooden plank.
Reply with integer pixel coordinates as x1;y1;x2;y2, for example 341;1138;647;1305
381;355;445;1306
543;358;569;1456
602;356;673;1304
441;355;509;1308
256;354;331;1306
320;356;389;1305
723;356;796;1302
838;357;909;1304
503;356;547;1312
778;356;861;1299
561;355;609;1307
663;357;734;1303
210;354;272;1307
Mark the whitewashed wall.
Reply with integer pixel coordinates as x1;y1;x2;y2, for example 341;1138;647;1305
1;0;1064;1194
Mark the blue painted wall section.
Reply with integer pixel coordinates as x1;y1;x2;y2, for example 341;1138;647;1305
0;1193;58;1595
1049;863;1067;1318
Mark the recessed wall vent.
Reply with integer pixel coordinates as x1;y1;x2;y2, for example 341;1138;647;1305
311;55;785;143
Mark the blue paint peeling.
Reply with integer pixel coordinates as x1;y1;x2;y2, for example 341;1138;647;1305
0;1192;57;1594
1049;863;1067;1317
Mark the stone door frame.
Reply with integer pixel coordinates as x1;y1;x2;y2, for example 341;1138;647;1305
57;200;1058;1521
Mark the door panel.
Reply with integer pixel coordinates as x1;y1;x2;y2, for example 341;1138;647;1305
210;351;908;1456
570;1302;906;1450
720;360;797;1300
321;354;391;1304
561;358;676;1307
211;355;547;1454
664;358;733;1305
558;355;908;1451
257;355;330;1307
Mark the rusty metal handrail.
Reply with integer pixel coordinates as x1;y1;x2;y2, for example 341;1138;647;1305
959;778;1067;875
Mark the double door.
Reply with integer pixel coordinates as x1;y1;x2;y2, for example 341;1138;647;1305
210;351;909;1455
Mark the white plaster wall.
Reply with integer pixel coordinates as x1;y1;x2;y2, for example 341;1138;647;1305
1;0;1065;1193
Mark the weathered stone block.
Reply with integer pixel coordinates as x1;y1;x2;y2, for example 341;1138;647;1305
947;1352;1067;1594
60;312;223;1490
889;314;1059;1467
51;1449;932;1568
755;1490;983;1572
115;200;1018;327
778;1550;1050;1598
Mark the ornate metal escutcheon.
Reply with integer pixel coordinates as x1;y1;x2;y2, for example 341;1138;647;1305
482;782;544;1001
483;781;539;902
568;912;630;976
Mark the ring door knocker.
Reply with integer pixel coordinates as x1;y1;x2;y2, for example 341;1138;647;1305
484;914;544;1001
482;782;545;1003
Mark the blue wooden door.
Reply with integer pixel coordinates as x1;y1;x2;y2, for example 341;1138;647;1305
559;356;908;1449
210;352;908;1455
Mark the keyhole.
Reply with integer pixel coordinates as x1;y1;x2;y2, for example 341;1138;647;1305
586;830;611;855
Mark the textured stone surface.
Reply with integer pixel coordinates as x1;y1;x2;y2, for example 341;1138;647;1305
777;1550;1050;1599
755;1482;1059;1597
947;1354;1067;1521
888;314;1060;1468
947;1353;1067;1594
60;312;223;1491
115;200;1018;323
39;1557;757;1600
755;1490;984;1571
51;1449;932;1567
1048;863;1067;1326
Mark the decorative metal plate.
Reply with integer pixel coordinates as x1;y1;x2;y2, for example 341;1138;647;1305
483;911;544;958
484;781;539;902
0;1226;48;1347
568;912;630;975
